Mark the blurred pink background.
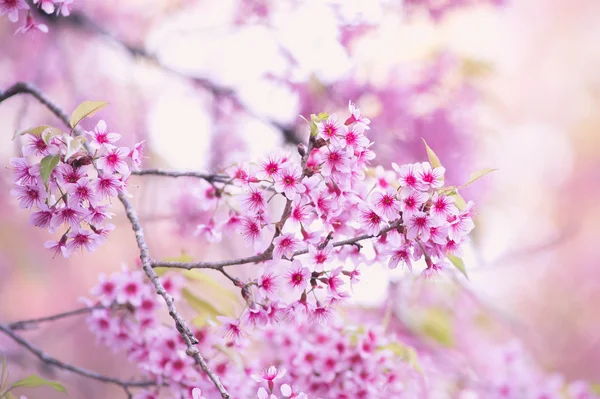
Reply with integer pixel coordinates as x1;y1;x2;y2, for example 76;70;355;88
1;0;599;397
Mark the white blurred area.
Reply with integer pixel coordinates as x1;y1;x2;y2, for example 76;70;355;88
131;0;599;309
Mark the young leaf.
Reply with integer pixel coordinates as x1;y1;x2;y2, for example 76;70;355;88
63;136;87;162
39;155;60;186
69;101;108;129
450;192;467;210
459;168;497;189
447;254;469;279
12;125;52;140
420;308;453;347
377;343;423;374
421;138;442;168
182;288;222;326
9;374;67;394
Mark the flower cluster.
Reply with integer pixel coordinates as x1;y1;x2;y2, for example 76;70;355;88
1;0;73;34
10;120;143;258
172;101;475;343
85;268;304;399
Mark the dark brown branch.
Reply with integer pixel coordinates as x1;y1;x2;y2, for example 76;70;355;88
0;324;156;392
131;169;230;184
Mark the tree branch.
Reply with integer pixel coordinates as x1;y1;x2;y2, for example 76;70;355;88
0;82;230;399
7;305;108;331
131;169;230;184
0;324;156;392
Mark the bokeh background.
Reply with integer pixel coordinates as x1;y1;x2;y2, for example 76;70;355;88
1;0;599;397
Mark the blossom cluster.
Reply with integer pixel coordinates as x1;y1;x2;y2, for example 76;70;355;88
10;120;143;258
173;101;475;342
85;267;305;399
1;0;73;34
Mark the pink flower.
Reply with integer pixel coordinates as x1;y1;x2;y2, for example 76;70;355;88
257;387;277;399
273;233;300;260
345;100;371;128
285;260;310;291
15;12;47;34
252;365;287;391
128;141;144;170
326;266;344;294
372;189;400;220
0;0;29;23
274;167;305;199
281;384;307;399
66;178;98;206
429;192;457;221
10;157;38;186
258;154;283;180
10;184;45;209
257;270;278;299
97;147;130;175
417;162;445;189
57;0;72;16
320;146;351;178
357;202;384;236
339;123;370;154
406;211;435;242
317;114;347;142
22;133;49;156
421;259;447;279
90;272;119;306
66;228;99;254
51;201;84;229
195;218;223;243
85;204;114;225
86;120;121;150
216;316;244;345
308;243;332;272
29;203;54;230
386;242;413;270
238;216;262;248
94;173;123;198
241;186;265;213
192;388;206;399
32;0;54;14
393;163;425;191
399;189;429;218
44;237;69;258
115;271;147;307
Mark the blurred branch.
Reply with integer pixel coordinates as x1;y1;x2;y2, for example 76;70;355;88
40;10;300;145
0;324;156;392
0;82;230;399
7;305;109;331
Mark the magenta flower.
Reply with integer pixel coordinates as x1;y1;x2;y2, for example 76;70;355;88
10;183;45;209
29;203;54;230
393;163;426;191
273;233;300;260
94;173;123;198
429;192;457;222
241;186;265;213
10;157;38;186
345;100;371;128
308;243;332;272
317;114;347;142
357;202;384;236
67;228;100;255
97;147;130;175
406;211;435;242
32;0;54;13
252;365;287;391
320;146;351;178
285;260;310;291
417;162;445;189
87;120;121;150
372;189;400;220
192;388;206;399
14;12;48;34
258;154;284;180
274;167;305;199
216;316;244;345
0;0;29;23
128;141;145;170
66;178;98;206
399;189;429;218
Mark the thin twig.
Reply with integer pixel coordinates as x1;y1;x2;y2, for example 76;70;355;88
8;305;108;331
131;169;230;183
0;324;156;392
0;82;230;399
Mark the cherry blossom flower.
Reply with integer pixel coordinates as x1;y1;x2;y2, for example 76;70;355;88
393;163;425;191
66;228;99;254
10;157;37;185
217;316;244;345
50;200;84;229
238;216;262;248
345;100;371;128
241;186;266;213
32;0;54;14
10;183;45;209
97;147;130;175
307;243;332;272
429;192;457;221
417;162;445;189
14;12;48;34
257;387;277;399
128;141;145;170
316;114;347;142
66;178;98;206
399;189;429;217
320;146;351;178
0;0;29;23
86;120;121;149
372;189;400;220
274;167;305;199
258;154;284;180
57;0;72;16
29;203;54;230
285;260;310;291
192;388;206;399
44;237;69;258
273;233;300;260
252;365;287;391
22;133;49;156
406;211;437;242
357;202;384;235
94;173;123;198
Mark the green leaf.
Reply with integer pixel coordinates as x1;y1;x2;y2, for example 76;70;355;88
447;254;468;279
9;374;67;394
378;343;423;374
420;309;453;347
450;192;467;210
421;138;442;169
39;155;60;186
590;383;600;395
12;125;52;141
5;392;18;399
69;101;108;129
459;168;497;189
182;288;222;327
